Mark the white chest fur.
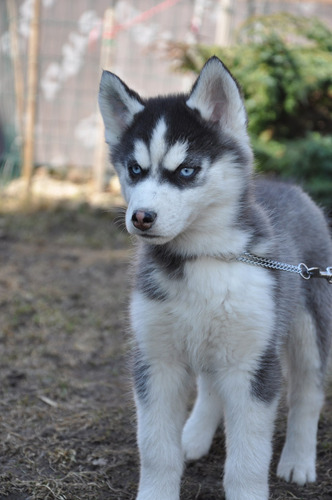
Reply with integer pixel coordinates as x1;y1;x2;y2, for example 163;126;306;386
131;258;275;374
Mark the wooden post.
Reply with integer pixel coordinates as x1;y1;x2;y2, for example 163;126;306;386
93;8;115;193
22;0;41;193
7;0;25;142
215;0;233;47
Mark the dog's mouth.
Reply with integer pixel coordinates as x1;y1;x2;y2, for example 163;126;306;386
136;232;174;245
140;234;160;239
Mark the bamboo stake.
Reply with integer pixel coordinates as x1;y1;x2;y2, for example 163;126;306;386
6;0;25;142
22;0;41;194
94;8;115;193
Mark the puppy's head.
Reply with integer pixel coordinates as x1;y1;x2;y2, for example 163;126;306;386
99;57;252;246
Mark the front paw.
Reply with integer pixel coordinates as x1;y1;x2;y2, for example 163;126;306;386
224;482;268;500
136;473;181;500
136;491;179;500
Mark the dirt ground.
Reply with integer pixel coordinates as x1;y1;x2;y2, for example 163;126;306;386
0;200;331;500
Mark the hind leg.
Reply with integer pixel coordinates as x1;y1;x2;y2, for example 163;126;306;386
182;373;223;460
277;310;325;485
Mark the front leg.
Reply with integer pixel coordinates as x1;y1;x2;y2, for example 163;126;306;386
221;373;280;500
134;350;190;500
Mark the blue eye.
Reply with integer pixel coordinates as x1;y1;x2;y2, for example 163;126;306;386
179;166;196;178
128;162;142;176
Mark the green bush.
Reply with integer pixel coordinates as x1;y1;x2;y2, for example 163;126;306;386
253;134;332;208
170;14;332;210
0;124;21;185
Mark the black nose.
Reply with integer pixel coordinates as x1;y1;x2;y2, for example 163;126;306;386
132;210;157;231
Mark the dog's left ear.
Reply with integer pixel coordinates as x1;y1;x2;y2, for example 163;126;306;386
98;71;145;147
186;57;247;137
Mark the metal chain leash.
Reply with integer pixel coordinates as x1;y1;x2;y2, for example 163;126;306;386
236;252;332;284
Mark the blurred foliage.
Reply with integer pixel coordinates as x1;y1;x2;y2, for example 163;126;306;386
0;124;21;185
169;14;332;210
252;133;332;208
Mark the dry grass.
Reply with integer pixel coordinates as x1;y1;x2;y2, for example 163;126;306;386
0;199;331;500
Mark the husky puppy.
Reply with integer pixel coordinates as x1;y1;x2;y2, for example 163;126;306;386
99;57;332;500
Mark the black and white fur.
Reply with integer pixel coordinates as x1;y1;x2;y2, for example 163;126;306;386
99;57;332;500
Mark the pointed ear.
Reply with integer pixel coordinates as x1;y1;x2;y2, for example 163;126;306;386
186;56;247;137
98;71;144;146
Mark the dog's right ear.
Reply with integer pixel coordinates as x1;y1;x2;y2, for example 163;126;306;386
98;71;145;147
186;56;248;140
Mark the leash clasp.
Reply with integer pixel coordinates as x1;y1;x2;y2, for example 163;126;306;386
307;266;332;284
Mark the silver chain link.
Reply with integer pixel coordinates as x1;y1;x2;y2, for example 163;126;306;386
236;252;313;281
214;252;332;283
